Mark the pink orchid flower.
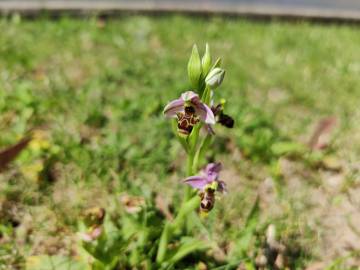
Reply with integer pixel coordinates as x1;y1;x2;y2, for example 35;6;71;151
184;162;226;193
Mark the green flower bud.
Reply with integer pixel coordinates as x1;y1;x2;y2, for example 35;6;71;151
201;43;212;76
187;44;202;89
205;67;225;89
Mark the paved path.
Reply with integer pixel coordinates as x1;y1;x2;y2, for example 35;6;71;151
1;0;360;20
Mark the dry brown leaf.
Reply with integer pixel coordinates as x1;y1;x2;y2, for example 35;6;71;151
308;116;337;150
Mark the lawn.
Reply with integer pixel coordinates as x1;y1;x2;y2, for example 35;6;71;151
1;15;360;269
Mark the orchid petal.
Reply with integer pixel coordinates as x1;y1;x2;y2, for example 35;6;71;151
194;102;216;125
181;91;198;102
202;162;222;182
184;176;209;190
163;98;184;118
205;162;222;175
217;180;227;194
204;124;215;135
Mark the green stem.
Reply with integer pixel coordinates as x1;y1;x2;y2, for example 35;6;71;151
193;134;212;173
186;152;194;176
184;152;195;200
201;85;211;104
156;194;200;264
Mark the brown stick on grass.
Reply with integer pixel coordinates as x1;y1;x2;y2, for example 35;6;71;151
0;136;32;172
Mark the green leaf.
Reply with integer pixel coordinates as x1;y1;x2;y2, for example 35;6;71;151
187;44;202;89
156;222;173;264
173;195;200;230
230;197;260;258
244;196;260;230
167;237;210;264
26;255;88;270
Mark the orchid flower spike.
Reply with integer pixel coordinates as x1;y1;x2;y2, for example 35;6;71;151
164;91;215;135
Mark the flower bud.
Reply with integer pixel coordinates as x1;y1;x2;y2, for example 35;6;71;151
205;67;225;89
187;44;202;89
201;43;212;76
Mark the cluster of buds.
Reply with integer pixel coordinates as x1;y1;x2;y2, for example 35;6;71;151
164;44;233;213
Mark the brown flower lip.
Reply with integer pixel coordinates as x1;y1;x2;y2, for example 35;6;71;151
218;113;234;128
200;187;216;213
176;105;200;135
211;104;234;129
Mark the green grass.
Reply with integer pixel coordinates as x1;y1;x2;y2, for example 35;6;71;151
1;15;360;269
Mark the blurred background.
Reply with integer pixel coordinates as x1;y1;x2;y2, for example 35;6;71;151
1;0;360;20
1;1;360;269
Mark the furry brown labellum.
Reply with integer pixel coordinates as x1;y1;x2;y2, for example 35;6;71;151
211;104;234;129
199;187;216;213
177;106;200;135
218;112;234;128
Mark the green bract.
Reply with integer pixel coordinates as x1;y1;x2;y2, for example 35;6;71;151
201;43;212;77
187;44;202;89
